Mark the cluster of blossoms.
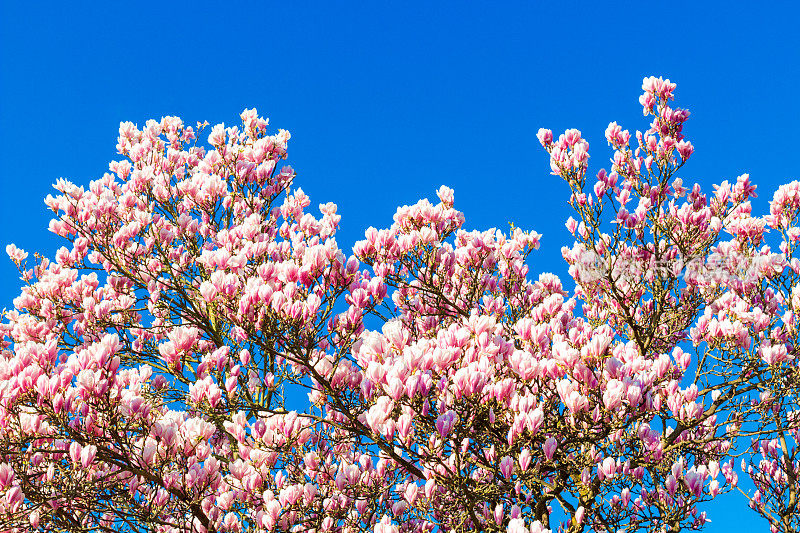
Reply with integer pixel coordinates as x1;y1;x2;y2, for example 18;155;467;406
0;79;798;533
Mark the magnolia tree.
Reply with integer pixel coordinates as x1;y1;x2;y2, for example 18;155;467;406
0;78;798;533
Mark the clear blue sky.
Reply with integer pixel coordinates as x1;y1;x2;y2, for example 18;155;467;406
1;1;798;529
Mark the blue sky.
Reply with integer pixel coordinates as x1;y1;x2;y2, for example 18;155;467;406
1;1;798;529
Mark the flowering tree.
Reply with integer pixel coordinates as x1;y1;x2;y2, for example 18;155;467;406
0;78;797;533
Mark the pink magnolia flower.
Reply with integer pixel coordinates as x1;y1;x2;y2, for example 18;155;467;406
435;410;457;439
543;437;557;461
0;464;14;489
494;503;504;525
69;442;82;465
600;457;616;479
374;515;399;533
684;469;704;497
519;448;532;472
5;244;27;263
536;128;553;147
575;506;585;525
80;445;97;469
603;379;625;411
500;455;514;479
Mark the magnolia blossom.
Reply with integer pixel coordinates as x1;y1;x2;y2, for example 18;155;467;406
0;80;796;533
